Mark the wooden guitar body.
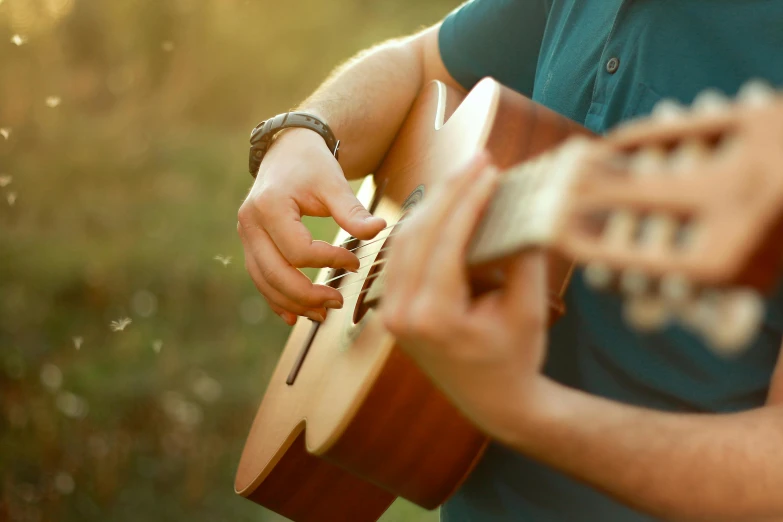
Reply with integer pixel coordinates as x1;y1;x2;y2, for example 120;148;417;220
235;79;591;521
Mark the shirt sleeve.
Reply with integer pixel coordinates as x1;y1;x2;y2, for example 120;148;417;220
438;0;550;96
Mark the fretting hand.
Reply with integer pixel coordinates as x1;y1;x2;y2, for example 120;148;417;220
381;152;550;438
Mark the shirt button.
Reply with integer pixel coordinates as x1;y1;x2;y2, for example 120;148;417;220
606;57;620;74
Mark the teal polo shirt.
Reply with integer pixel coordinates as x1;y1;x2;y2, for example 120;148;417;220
438;1;783;521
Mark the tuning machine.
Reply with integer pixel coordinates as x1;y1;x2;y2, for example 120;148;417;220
619;273;764;356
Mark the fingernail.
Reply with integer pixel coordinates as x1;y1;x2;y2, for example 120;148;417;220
324;300;343;309
279;312;296;325
305;311;325;322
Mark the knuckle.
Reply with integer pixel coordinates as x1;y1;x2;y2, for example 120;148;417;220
237;205;255;228
382;309;409;338
408;315;441;340
252;190;279;220
264;271;318;307
248;271;268;295
301;287;328;307
259;263;282;289
345;202;368;220
392;226;415;251
407;303;444;339
286;249;311;268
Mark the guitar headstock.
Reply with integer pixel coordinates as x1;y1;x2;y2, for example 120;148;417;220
553;81;783;354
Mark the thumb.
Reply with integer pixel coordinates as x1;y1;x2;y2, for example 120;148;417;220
323;181;387;240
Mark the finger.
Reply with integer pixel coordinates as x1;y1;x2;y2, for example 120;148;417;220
383;152;491;317
244;251;328;322
266;300;298;326
424;162;500;296
501;250;548;324
239;224;343;309
400;153;492;295
321;179;387;240
254;200;361;271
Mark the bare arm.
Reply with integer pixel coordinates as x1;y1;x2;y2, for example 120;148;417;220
497;344;783;522
370;72;783;521
297;24;463;180
238;23;460;324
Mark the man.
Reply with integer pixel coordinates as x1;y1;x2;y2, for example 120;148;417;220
237;1;783;520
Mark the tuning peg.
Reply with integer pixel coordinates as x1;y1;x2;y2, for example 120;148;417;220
651;99;686;120
674;294;708;332
660;274;692;303
737;79;776;107
620;269;649;296
629;146;667;175
584;262;613;290
669;139;710;172
695;290;764;356
623;295;671;331
640;215;679;249
606;210;638;242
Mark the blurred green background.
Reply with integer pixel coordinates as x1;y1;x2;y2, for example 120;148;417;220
0;1;459;520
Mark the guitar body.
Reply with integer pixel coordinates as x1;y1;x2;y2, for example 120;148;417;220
235;78;591;522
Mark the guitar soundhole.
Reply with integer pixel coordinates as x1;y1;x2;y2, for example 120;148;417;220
352;230;393;325
352;185;424;324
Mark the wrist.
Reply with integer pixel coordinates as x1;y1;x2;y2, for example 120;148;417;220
249;111;339;177
254;127;336;179
271;126;330;152
493;377;571;449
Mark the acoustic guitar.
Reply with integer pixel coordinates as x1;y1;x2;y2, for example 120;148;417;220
235;78;783;522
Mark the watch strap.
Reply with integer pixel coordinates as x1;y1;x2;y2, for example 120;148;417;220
249;112;339;176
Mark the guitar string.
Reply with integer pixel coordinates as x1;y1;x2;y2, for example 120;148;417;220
321;254;389;286
356;244;392;262
318;171;511;292
334;150;554;253
316;158;556;305
334;221;397;249
317;234;399;287
339;157;660;304
337;270;386;299
331;184;531;300
333;259;388;292
338;218;410;252
340;279;384;301
346;230;392;253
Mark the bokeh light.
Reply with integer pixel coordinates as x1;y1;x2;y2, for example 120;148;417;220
0;1;460;521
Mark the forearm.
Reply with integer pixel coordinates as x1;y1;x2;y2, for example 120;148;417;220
498;378;783;522
295;25;459;180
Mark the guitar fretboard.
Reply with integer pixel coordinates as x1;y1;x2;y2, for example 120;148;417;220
466;138;588;266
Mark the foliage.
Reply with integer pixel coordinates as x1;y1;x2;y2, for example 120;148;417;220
0;0;458;520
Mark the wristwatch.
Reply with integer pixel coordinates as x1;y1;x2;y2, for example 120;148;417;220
248;112;340;177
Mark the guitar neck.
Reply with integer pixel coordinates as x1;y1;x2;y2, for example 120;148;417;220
467;138;588;266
